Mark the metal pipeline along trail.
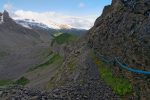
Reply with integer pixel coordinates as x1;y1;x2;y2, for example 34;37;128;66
92;48;150;75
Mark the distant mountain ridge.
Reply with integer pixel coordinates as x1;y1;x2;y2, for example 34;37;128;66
15;19;49;29
15;18;87;36
14;17;72;29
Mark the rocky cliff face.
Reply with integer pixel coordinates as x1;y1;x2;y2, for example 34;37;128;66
0;11;51;79
88;0;150;71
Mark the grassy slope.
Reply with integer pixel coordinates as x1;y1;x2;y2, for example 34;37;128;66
0;77;29;86
46;56;78;89
30;53;62;71
22;53;63;88
51;33;77;45
15;77;30;86
91;51;132;96
0;80;13;86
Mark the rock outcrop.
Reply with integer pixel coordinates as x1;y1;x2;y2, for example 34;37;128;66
88;0;150;71
88;0;150;99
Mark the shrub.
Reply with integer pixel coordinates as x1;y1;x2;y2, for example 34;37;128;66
15;77;29;86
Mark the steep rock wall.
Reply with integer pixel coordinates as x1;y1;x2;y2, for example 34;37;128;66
88;0;150;71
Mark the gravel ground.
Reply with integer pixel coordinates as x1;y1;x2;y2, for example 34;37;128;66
0;80;119;100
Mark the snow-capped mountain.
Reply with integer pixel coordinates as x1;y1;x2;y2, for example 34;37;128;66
15;19;54;29
14;18;87;36
14;18;72;30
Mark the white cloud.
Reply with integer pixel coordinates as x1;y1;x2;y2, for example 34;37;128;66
12;10;97;29
3;3;13;11
3;3;98;29
79;2;85;8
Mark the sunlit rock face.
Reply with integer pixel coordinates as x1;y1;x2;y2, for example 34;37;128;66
88;0;150;71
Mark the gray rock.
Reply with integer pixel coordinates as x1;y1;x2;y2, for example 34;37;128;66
0;91;3;97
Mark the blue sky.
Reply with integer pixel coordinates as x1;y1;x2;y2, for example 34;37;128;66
0;0;111;15
0;0;111;28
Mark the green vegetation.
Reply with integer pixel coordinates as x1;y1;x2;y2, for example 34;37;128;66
92;53;132;96
46;58;78;89
37;54;61;67
15;77;29;86
0;80;12;86
0;51;9;58
79;79;85;85
51;33;77;45
47;81;55;89
68;58;77;72
46;70;63;89
31;53;62;70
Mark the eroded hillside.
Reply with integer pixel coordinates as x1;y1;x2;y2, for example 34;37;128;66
0;11;52;79
0;0;150;99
